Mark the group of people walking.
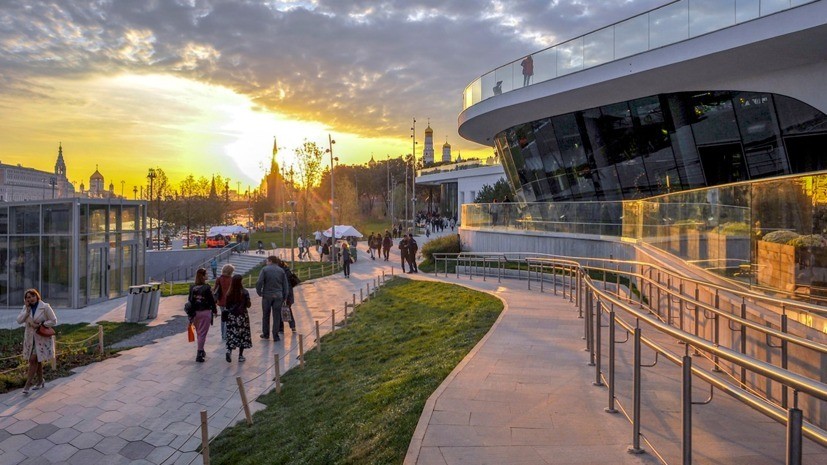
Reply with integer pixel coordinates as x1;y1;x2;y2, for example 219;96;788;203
14;226;426;389
185;254;298;363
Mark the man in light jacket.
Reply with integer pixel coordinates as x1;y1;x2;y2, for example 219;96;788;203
255;255;290;341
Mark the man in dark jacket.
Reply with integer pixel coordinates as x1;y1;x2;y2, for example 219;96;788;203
255;255;290;341
399;235;408;273
382;231;392;261
406;234;418;273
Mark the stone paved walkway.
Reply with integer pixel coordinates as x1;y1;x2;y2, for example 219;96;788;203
0;250;399;465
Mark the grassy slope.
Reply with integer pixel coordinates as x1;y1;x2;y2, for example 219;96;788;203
211;279;502;465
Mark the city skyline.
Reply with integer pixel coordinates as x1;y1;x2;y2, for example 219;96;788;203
0;0;666;187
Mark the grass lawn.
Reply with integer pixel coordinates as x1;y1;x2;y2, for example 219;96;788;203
211;278;503;465
0;321;150;393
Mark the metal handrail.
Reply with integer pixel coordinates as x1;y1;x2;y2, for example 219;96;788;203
435;251;827;458
161;243;244;283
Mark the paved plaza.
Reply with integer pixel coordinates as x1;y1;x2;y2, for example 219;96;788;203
3;231;824;464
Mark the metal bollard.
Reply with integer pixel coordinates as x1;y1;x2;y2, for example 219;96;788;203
787;402;803;465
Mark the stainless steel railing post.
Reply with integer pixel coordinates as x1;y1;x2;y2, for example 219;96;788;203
594;298;604;386
667;277;673;324
569;265;574;303
781;305;789;409
540;264;544;293
740;299;747;386
787;400;803;465
713;289;721;372
693;286;701;356
679;282;685;331
605;305;617;414
553;264;558;296
682;354;692;465
628;326;644;455
588;295;596;365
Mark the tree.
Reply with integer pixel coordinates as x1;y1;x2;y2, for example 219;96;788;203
474;178;513;203
293;141;325;235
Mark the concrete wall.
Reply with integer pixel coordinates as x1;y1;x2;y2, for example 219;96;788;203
145;249;217;282
461;226;635;261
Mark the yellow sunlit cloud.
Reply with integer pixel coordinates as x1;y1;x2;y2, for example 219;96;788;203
0;72;434;193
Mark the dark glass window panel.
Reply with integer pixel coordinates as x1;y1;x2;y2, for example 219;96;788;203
645;146;683;194
123;206;139;231
533;118;566;178
733;92;788;178
553;113;588;168
520;124;546;185
0;242;6;306
43;203;72;234
0;208;7;235
687;92;741;144
594;166;622;199
774;94;827;135
786;134;827;173
11;205;40;234
615;157;651;198
569;167;597;200
495;134;523;200
42;236;71;307
698;143;748;185
9;236;39;302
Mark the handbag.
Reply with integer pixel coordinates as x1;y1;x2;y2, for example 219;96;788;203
281;303;293;323
36;324;55;337
187;323;195;342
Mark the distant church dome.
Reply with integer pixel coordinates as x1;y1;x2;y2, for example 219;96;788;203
425;125;433;134
91;169;103;181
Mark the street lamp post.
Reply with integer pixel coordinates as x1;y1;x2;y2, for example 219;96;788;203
120;180;125;198
147;168;156;250
287;200;297;268
411;117;417;231
133;186;138;200
327;135;337;263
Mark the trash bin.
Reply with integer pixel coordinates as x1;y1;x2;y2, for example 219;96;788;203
147;282;162;319
126;286;145;322
138;284;153;320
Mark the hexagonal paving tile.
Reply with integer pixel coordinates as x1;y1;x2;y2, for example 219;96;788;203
95;421;127;437
16;456;50;465
47;427;81;445
6;419;37;435
93;435;128;454
119;440;154;460
69;431;103;450
68;447;105;465
52;415;83;428
119;426;150;441
30;411;61;424
24;423;59;440
0;434;32;453
42;442;79;462
0;428;11;444
18;438;55;458
72;418;103;433
142;430;176;447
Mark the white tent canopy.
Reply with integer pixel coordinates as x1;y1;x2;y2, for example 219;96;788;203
322;225;363;238
207;225;249;237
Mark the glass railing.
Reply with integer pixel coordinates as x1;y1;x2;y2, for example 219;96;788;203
463;201;625;236
463;171;827;307
462;0;818;110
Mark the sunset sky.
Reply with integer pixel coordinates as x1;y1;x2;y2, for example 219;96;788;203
0;0;665;191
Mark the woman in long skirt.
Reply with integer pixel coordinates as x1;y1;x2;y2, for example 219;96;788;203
224;274;252;362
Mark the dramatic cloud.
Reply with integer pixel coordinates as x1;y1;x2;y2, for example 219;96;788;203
0;0;666;153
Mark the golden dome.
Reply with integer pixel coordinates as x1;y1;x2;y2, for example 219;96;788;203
425;125;433;134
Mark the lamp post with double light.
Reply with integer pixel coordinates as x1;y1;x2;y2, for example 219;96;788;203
326;135;338;263
147;168;156;250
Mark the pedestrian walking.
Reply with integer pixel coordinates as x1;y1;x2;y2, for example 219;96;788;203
209;257;218;279
320;240;330;263
399;235;408;273
382;231;392;261
342;242;353;278
16;289;56;394
406;233;419;273
273;258;298;333
255;255;290;341
224;274;252;363
213;264;234;341
367;233;376;260
188;268;217;363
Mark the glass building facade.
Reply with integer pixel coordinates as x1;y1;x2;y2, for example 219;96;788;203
0;199;145;309
497;91;827;203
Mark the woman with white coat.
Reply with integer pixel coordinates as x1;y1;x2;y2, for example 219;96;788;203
16;288;57;395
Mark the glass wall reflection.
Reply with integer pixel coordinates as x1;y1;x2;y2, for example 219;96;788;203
0;199;145;308
496;91;827;203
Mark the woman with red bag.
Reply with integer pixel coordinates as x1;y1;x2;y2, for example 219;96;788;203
16;288;57;395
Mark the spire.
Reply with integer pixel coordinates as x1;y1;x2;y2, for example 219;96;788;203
55;142;66;177
270;137;279;175
209;175;218;199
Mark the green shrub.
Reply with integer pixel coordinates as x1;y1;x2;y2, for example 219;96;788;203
717;222;750;235
421;234;461;262
787;234;826;249
762;230;800;244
